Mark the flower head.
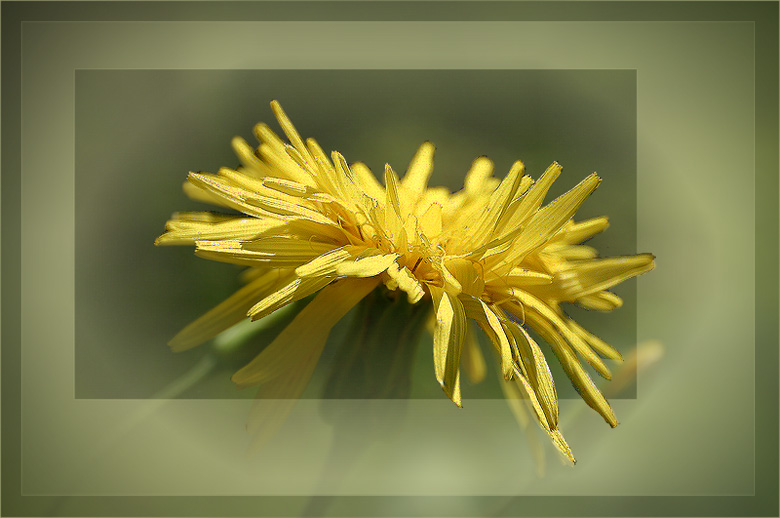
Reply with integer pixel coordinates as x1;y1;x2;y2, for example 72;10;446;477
156;101;654;461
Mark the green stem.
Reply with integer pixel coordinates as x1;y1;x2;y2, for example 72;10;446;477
151;353;218;399
92;354;219;460
306;289;431;516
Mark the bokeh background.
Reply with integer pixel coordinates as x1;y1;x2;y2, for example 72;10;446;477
10;4;770;517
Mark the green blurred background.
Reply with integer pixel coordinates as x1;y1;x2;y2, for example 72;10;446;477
13;8;765;515
75;69;638;402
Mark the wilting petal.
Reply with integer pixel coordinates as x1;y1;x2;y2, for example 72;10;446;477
503;320;559;429
527;313;617;428
430;286;466;407
498;371;548;474
508;291;613;380
460;296;514;380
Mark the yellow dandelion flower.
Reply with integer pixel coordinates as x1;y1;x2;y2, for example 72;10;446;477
156;101;655;462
